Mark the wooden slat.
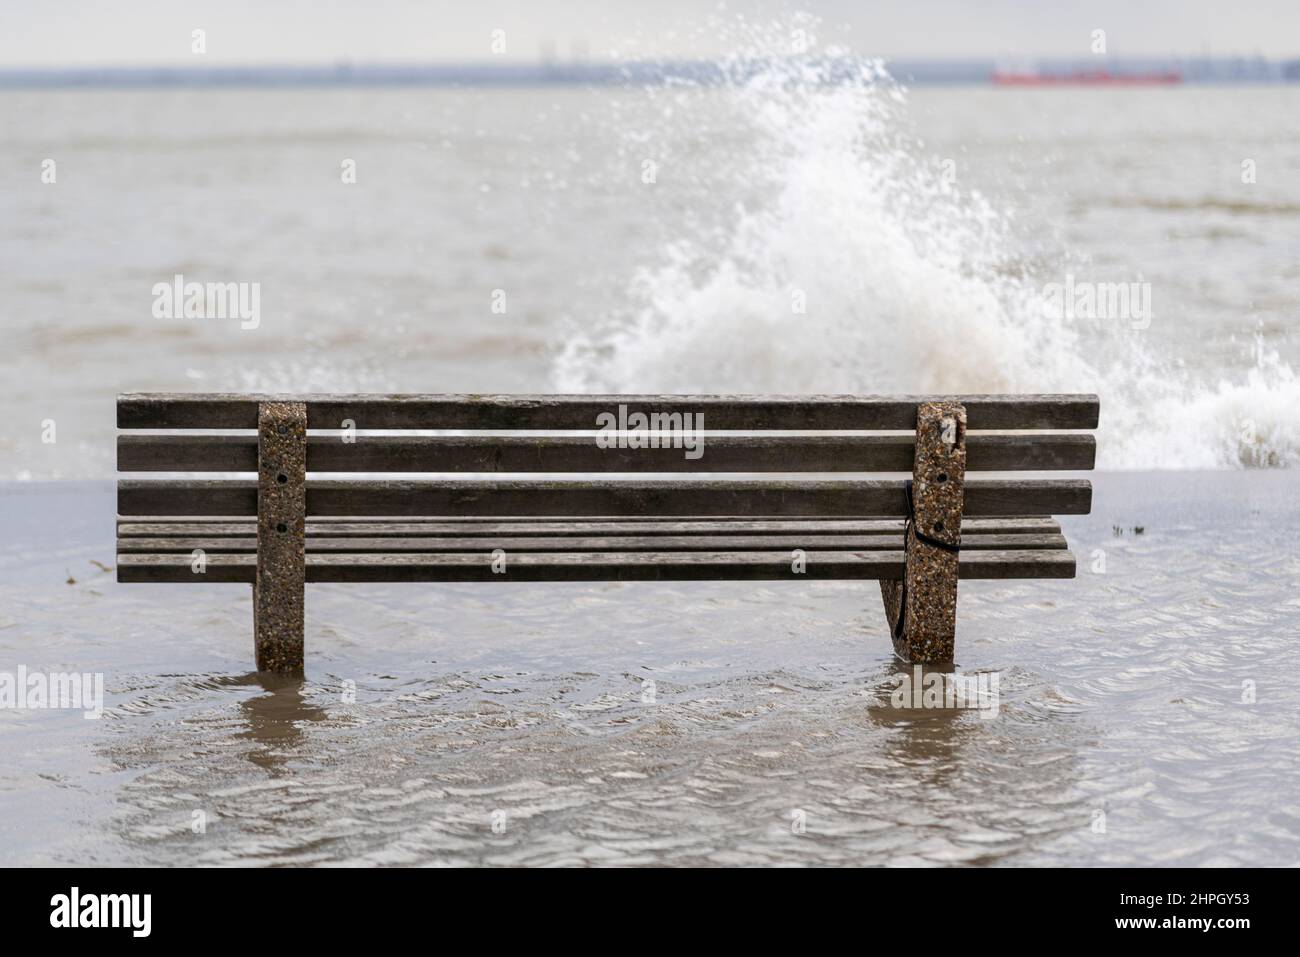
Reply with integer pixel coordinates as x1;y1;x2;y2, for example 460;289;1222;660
117;393;1100;431
117;478;1092;518
117;517;1064;537
116;548;1077;583
115;532;1068;553
117;432;1096;472
122;513;936;525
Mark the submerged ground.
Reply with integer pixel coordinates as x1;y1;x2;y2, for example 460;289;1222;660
1;470;1297;866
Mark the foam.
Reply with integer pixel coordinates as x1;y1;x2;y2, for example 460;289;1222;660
553;20;1297;469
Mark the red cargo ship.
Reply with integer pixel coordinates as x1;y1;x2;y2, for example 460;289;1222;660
992;68;1183;86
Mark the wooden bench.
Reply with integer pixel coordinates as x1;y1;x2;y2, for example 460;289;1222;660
116;393;1097;672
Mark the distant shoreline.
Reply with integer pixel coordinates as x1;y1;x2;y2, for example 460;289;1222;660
1;56;1295;89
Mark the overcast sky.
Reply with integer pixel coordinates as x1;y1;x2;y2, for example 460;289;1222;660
2;0;1296;68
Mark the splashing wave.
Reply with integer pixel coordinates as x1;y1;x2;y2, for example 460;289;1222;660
553;20;1298;469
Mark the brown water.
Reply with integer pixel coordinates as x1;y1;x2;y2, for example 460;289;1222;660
3;64;1299;866
2;85;1299;478
2;471;1298;866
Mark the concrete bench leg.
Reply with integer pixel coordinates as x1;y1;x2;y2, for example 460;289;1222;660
254;401;307;673
880;401;966;662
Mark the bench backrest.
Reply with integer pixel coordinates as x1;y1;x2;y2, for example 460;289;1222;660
117;393;1097;520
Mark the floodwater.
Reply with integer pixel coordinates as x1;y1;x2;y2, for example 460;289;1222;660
2;471;1298;866
2;51;1299;866
1;84;1299;477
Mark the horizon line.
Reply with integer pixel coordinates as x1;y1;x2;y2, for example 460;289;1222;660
2;55;1296;89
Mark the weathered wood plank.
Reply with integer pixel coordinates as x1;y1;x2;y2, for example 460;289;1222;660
116;432;1097;472
117;393;1101;431
116;532;1069;553
117;478;1092;518
116;548;1077;583
117;516;1064;537
122;513;931;525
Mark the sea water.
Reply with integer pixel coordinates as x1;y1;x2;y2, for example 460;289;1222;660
1;39;1298;865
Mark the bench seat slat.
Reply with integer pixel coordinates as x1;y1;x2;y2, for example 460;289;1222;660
117;516;1063;537
118;478;1091;518
117;393;1100;431
115;532;1069;553
116;548;1076;583
116;433;1097;473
